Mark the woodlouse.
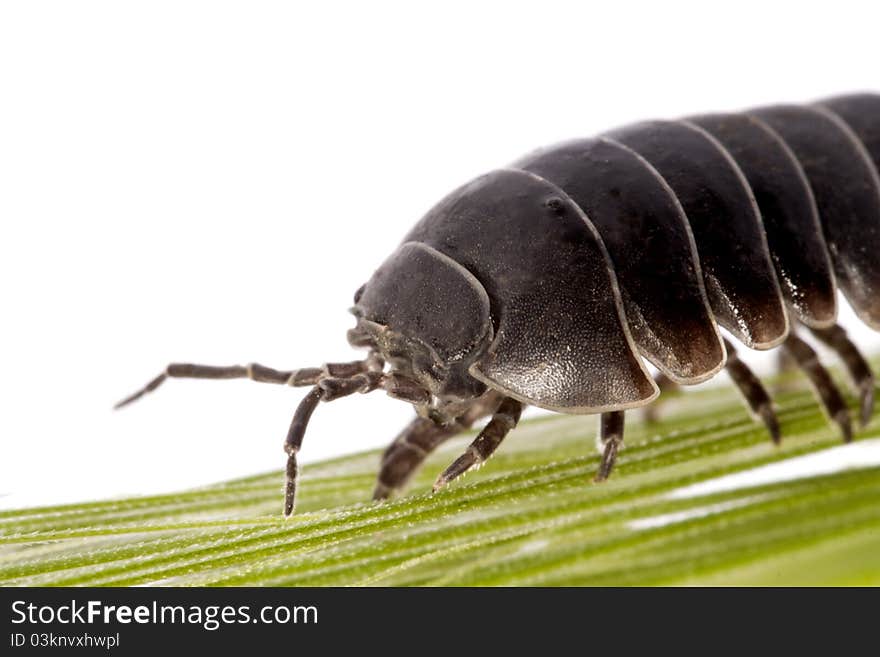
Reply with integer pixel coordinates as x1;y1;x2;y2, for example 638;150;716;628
117;93;880;516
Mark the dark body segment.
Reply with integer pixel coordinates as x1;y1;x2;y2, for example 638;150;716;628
689;113;838;328
753;105;880;330
115;94;880;516
404;168;658;412
356;241;492;363
818;93;880;173
514;137;724;383
607;120;789;349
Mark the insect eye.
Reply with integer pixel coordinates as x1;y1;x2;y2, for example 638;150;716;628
353;284;366;304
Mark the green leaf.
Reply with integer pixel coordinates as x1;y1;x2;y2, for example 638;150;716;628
2;372;879;586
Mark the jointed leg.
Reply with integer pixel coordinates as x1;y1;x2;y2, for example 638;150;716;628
645;347;780;445
373;391;505;500
594;410;625;482
809;324;875;426
723;339;780;444
372;418;462;501
783;334;852;442
432;397;523;492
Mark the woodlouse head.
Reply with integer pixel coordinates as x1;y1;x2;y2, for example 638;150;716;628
349;241;493;423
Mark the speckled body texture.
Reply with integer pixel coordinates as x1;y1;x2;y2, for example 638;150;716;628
355;93;880;415
119;93;880;514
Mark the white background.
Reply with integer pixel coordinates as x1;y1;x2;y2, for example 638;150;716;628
2;1;879;509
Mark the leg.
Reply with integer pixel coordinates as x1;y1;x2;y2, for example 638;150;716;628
643;372;679;423
783;334;852;442
372;418;462;500
723;338;781;444
809;324;875;426
432;397;524;491
373;391;505;500
594;410;625;482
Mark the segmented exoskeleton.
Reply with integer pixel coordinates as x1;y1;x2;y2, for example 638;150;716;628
118;93;880;516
